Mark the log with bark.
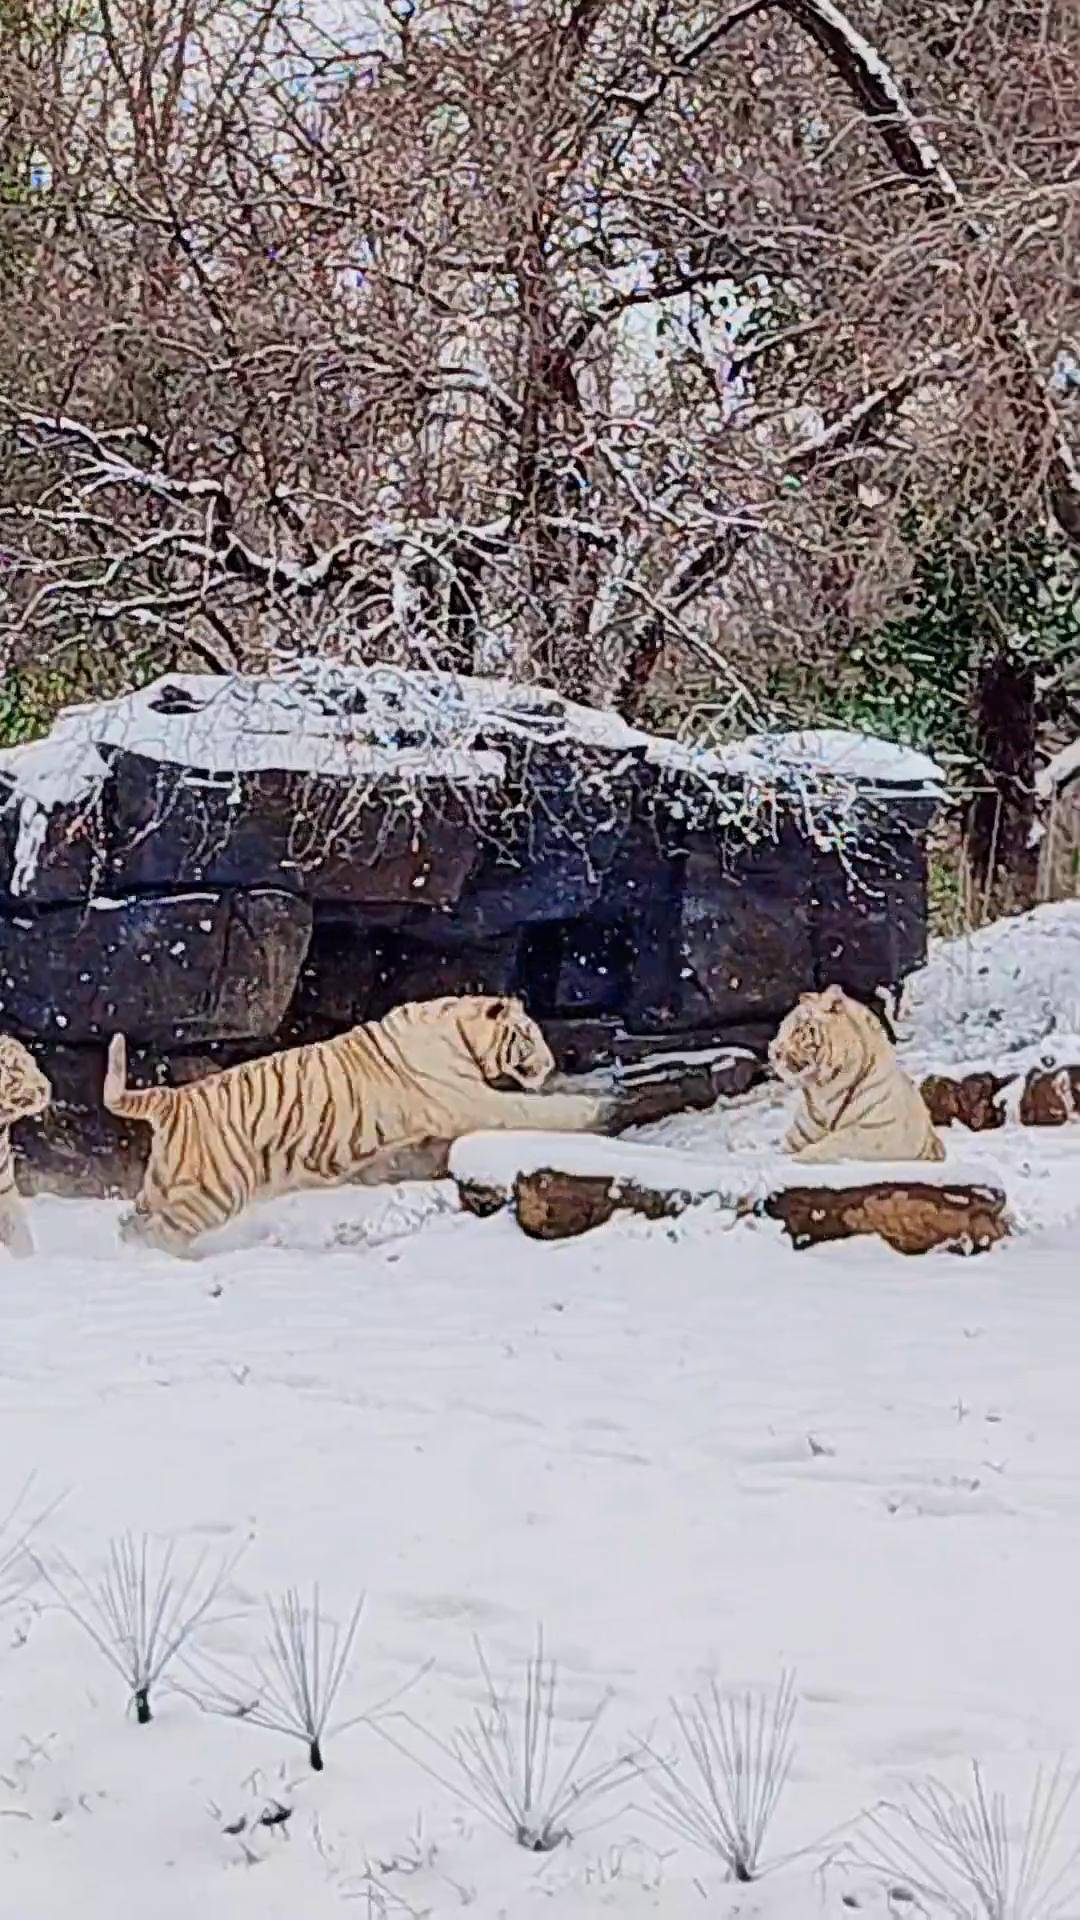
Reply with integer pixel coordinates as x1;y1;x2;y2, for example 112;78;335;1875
921;1064;1080;1131
451;1136;1010;1256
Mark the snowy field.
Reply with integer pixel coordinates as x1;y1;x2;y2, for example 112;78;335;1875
2;906;1080;1918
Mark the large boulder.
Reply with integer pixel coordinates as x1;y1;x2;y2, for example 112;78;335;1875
0;672;944;1194
677;825;817;1025
104;752;488;908
0;889;311;1045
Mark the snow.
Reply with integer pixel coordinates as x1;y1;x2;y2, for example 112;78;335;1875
901;903;1080;1073
922;1032;1080;1087
0;733;110;892
0;906;1078;1917
711;726;944;793
449;1130;1003;1201
0;668;507;805
0;664;944;893
1038;735;1080;798
616;1042;755;1077
0;670;945;802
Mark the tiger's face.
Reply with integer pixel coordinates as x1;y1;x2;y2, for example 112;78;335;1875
457;996;555;1091
0;1036;51;1121
769;984;869;1088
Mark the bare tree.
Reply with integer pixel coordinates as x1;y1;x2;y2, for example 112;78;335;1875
0;0;1075;894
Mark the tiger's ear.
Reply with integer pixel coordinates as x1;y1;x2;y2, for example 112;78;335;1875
820;983;846;1012
485;997;509;1020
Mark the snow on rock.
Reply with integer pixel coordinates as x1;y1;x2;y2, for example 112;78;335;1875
0;666;509;798
0;661;944;894
711;726;944;792
0;667;946;800
0;731;109;893
900;902;1080;1073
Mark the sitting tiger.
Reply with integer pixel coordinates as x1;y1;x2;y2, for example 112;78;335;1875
104;994;610;1254
770;983;944;1164
0;1036;51;1256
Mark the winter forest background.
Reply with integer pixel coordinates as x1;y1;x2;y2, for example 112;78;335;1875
0;0;1077;918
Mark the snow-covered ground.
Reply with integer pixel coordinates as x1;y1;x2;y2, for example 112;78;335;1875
2;907;1079;1919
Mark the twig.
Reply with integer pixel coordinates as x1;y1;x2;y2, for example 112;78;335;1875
35;1533;240;1723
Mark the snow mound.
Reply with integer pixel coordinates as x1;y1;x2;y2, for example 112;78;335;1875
193;1179;458;1256
450;1130;1001;1200
901;903;1080;1073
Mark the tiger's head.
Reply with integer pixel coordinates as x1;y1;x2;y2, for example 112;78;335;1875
0;1035;51;1122
769;983;885;1088
454;995;555;1090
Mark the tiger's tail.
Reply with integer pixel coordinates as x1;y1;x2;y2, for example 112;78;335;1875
103;1034;174;1126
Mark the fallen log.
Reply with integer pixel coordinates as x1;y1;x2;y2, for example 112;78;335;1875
1017;1065;1080;1126
921;1062;1080;1131
763;1180;1008;1255
451;1135;1009;1256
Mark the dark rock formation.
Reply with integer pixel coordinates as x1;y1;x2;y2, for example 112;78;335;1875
0;889;311;1045
0;671;941;1193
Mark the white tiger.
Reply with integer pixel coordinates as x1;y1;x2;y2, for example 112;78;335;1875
104;993;609;1253
0;1035;52;1255
770;983;945;1164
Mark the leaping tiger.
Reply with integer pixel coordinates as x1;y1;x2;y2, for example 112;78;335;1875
770;983;945;1164
104;994;610;1255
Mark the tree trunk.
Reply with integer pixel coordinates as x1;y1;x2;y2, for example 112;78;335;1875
966;649;1039;913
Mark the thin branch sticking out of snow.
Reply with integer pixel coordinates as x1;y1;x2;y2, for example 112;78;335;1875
851;1760;1080;1920
377;1628;639;1852
185;1586;367;1772
643;1671;797;1881
35;1533;240;1724
0;1475;64;1613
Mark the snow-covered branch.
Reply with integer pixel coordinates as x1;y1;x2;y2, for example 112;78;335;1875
774;0;1080;539
0;0;1074;730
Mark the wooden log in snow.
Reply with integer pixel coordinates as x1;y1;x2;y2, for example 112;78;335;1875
921;1065;1080;1131
767;1180;1008;1256
452;1137;1010;1256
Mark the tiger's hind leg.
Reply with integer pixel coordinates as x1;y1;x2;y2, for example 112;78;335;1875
123;1120;255;1256
119;1203;201;1259
121;1176;247;1259
789;1133;848;1166
347;1134;453;1186
0;1124;34;1256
